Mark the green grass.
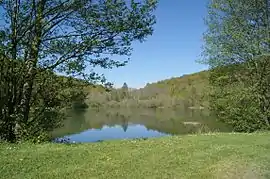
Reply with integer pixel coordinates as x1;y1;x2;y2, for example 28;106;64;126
1;133;270;179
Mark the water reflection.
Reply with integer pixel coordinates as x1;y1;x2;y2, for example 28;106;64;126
52;108;231;143
63;124;167;143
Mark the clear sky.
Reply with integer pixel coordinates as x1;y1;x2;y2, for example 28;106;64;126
99;0;209;88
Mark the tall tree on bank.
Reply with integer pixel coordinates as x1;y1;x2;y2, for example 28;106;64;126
121;82;129;98
202;0;270;131
0;0;157;142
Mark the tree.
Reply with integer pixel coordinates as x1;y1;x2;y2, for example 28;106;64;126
202;0;270;131
120;82;129;98
121;116;129;132
0;0;157;142
190;85;197;107
122;82;128;90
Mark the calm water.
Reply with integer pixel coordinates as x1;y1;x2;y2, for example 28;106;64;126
52;108;231;143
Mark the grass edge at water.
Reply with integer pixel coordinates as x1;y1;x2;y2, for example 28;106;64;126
0;132;270;179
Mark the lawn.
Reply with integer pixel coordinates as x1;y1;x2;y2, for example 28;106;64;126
0;133;270;179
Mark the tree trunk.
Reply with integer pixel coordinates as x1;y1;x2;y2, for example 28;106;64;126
18;0;45;135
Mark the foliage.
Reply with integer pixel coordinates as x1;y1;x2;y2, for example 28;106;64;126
0;0;157;142
122;82;128;90
120;82;129;98
86;71;209;109
0;58;88;142
202;0;270;132
0;57;22;142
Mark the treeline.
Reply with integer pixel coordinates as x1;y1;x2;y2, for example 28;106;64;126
86;71;209;109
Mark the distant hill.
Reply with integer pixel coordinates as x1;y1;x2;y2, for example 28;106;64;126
85;70;210;108
133;70;209;107
143;71;208;95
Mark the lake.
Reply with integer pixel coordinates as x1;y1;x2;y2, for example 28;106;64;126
52;107;231;143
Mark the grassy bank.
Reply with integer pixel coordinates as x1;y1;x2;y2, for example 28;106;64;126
1;133;270;179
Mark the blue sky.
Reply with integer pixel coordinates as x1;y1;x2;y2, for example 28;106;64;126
100;0;209;88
